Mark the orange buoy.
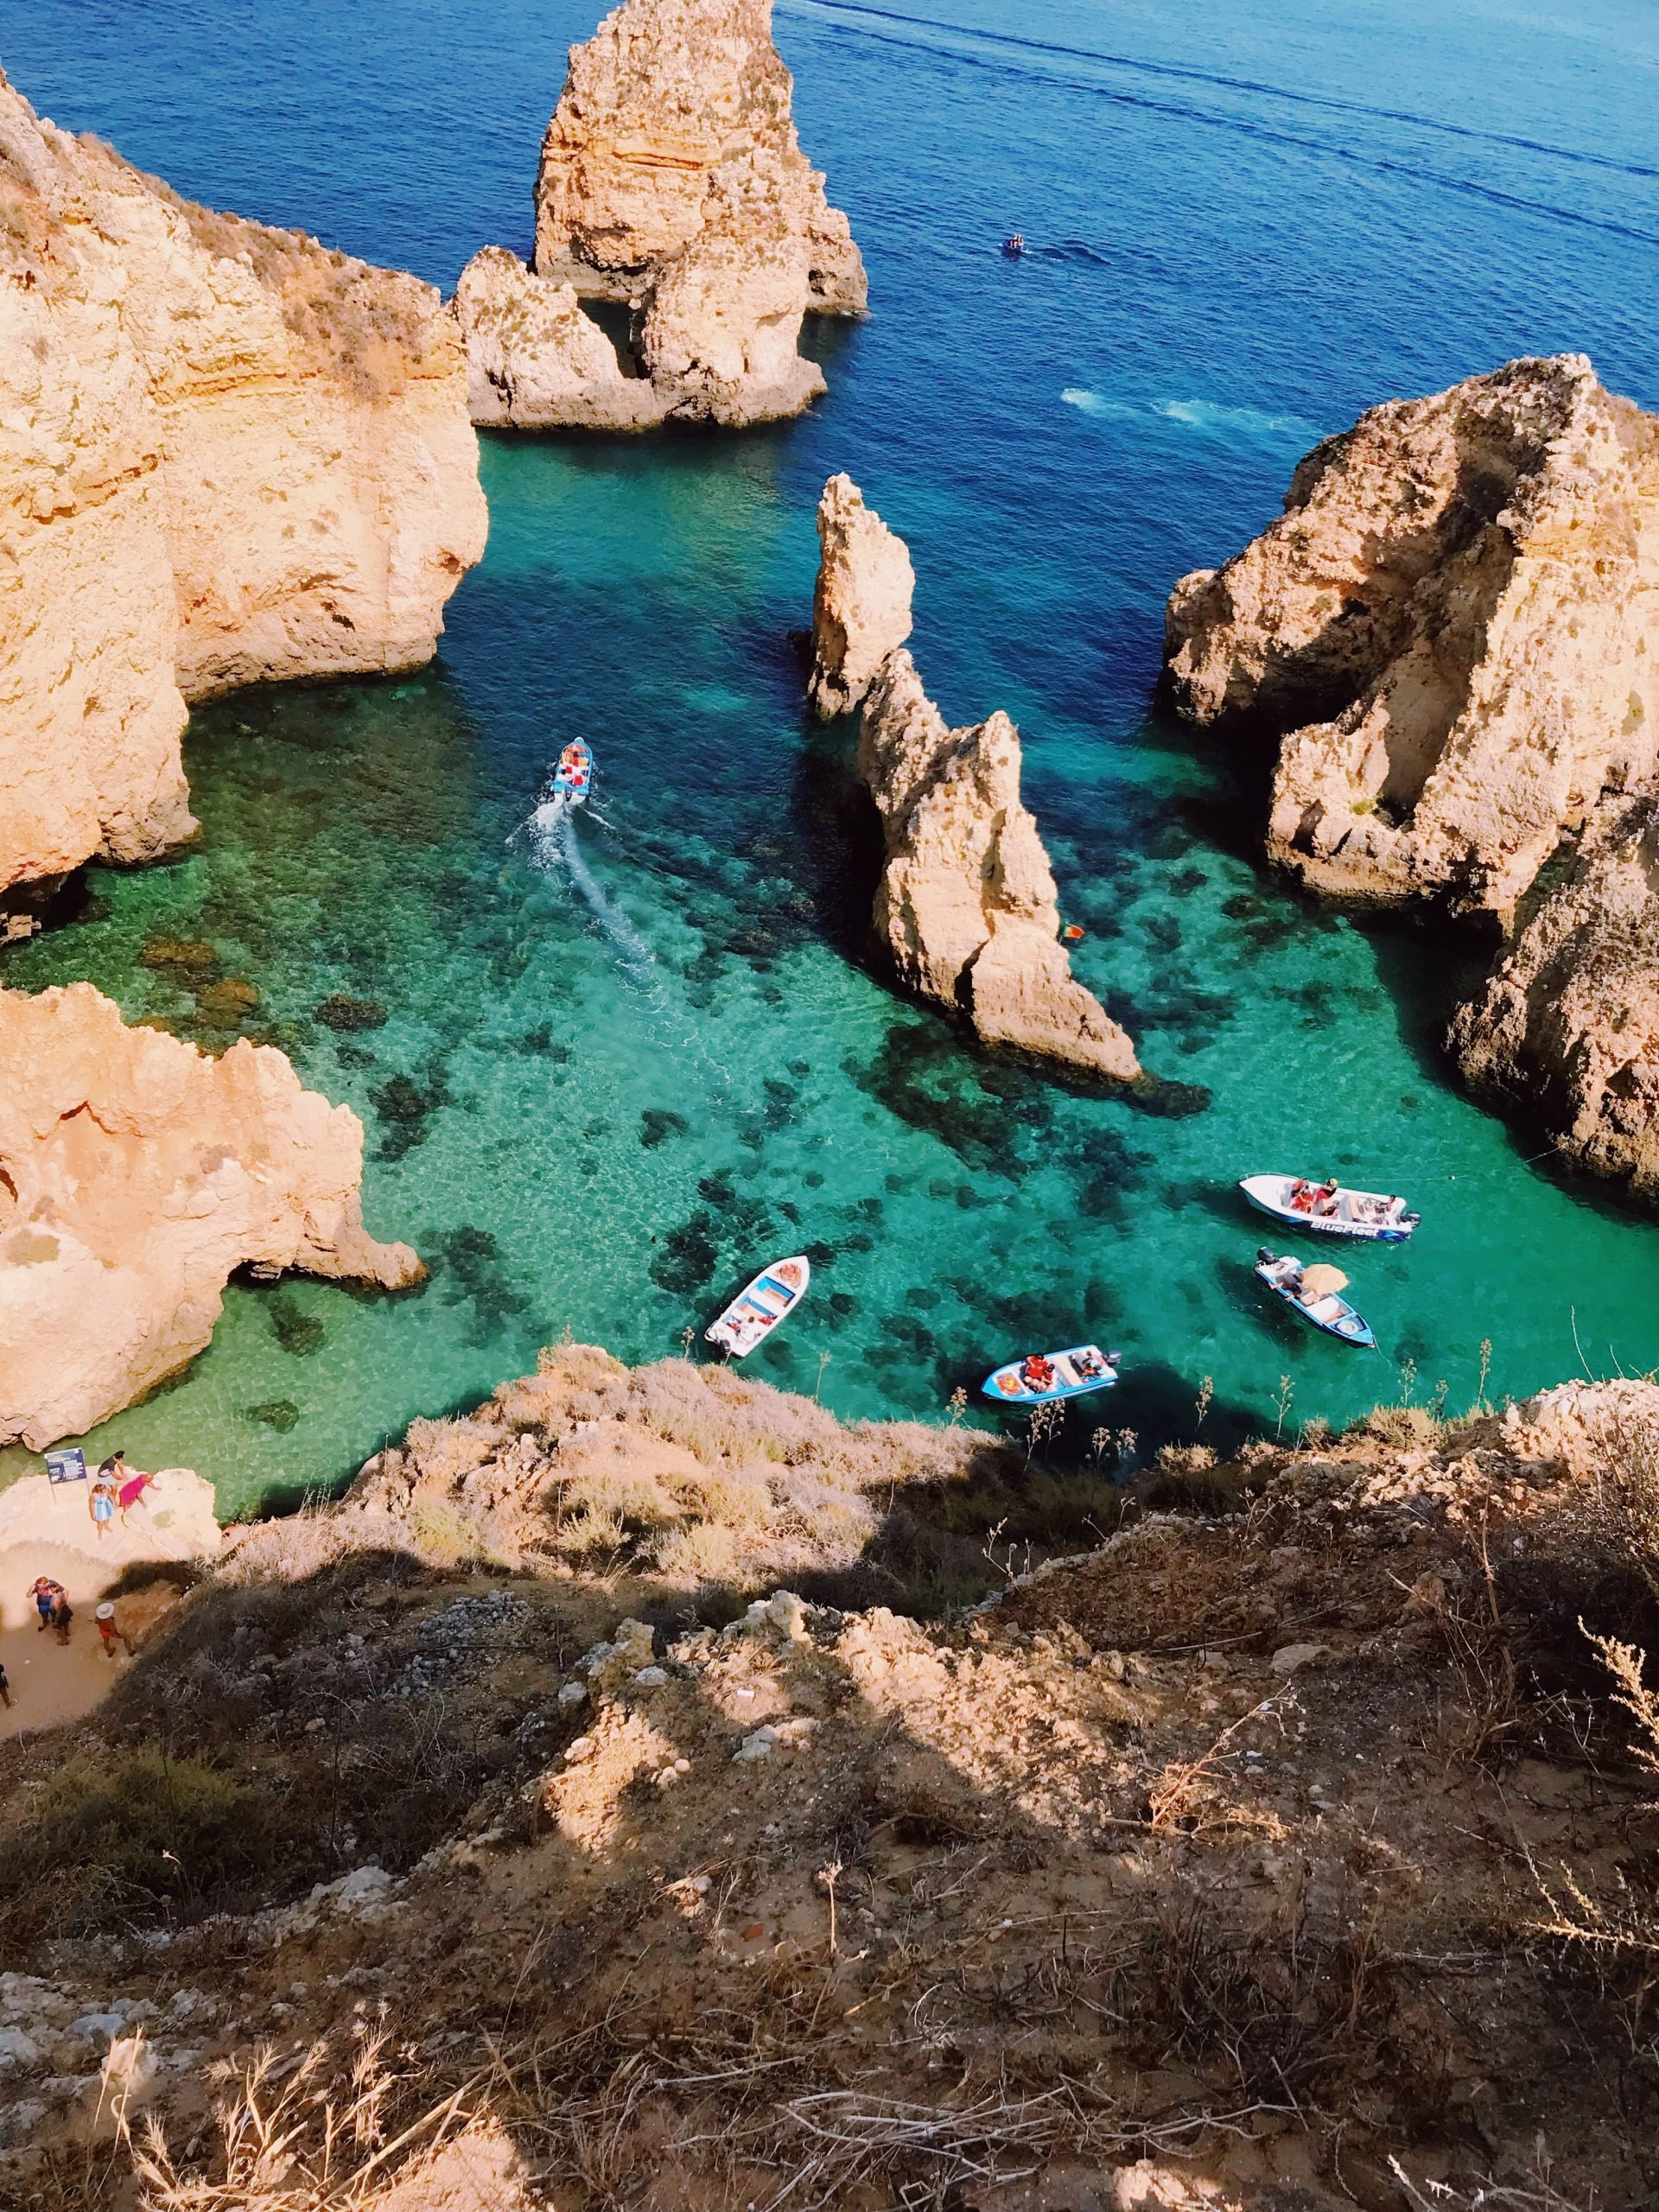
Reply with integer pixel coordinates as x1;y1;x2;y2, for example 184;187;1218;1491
1062;923;1085;942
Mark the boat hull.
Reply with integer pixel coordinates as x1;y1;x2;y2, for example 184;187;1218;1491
1240;1175;1416;1243
706;1255;810;1358
982;1344;1120;1405
1254;1255;1376;1348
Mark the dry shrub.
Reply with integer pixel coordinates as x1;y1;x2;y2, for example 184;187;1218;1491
1592;1416;1659;1597
0;1749;270;1943
1355;1404;1443;1448
1530;1628;1659;1962
403;1418;497;1490
648;1518;741;1586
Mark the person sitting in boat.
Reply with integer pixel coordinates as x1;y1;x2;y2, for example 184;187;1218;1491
1072;1350;1103;1378
1312;1178;1340;1217
1288;1179;1315;1212
1020;1353;1056;1389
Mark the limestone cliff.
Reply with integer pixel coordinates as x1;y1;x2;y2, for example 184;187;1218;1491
454;247;665;429
0;984;422;1451
1165;355;1659;922
808;477;1138;1081
533;0;865;316
1451;797;1659;1196
859;652;1141;1080
0;67;487;907
808;473;914;718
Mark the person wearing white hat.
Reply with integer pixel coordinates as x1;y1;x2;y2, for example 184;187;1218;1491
94;1603;131;1660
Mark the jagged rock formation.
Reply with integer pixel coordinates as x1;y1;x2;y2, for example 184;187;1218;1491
808;473;914;717
454;238;823;429
455;0;859;432
1166;355;1659;921
453;247;665;429
0;67;487;908
860;653;1141;1079
532;0;865;315
0;985;422;1450
639;234;823;423
1451;797;1659;1194
809;477;1139;1081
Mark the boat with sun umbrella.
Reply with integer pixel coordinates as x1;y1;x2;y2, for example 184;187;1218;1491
1255;1249;1376;1347
982;1344;1122;1405
706;1255;810;1357
1240;1174;1419;1243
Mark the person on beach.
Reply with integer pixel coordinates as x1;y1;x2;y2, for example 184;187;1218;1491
94;1603;132;1660
97;1450;125;1484
0;1661;11;1710
118;1467;157;1520
30;1575;61;1632
89;1472;117;1540
50;1591;73;1644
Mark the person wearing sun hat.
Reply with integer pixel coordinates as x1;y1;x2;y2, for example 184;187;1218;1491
94;1603;132;1660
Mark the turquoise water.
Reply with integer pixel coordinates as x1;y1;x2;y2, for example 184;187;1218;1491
5;0;1659;1514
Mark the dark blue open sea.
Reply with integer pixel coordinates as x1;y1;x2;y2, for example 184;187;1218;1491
5;0;1658;1512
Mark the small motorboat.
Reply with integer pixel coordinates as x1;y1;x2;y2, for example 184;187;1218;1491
706;1255;810;1358
550;738;594;806
1240;1174;1419;1243
1255;1249;1376;1348
982;1344;1121;1405
1002;232;1027;257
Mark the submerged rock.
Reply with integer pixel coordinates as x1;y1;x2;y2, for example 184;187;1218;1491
806;475;1138;1082
1165;354;1659;923
1451;797;1659;1195
0;66;486;907
809;474;915;719
0;985;423;1449
533;0;865;315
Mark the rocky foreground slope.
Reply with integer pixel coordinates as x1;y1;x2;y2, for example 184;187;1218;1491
0;65;486;916
1166;354;1659;1194
1;1351;1656;2209
0;986;419;1450
454;0;859;429
811;475;1141;1082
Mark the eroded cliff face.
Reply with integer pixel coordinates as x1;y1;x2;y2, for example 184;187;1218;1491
457;0;854;433
454;247;666;430
810;477;1139;1082
0;68;487;904
1166;355;1659;921
1451;797;1659;1195
532;0;865;316
809;473;914;718
0;985;422;1451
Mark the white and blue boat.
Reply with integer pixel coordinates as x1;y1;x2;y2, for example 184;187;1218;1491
1255;1249;1376;1348
1241;1174;1418;1243
550;738;593;805
983;1344;1121;1406
706;1255;810;1358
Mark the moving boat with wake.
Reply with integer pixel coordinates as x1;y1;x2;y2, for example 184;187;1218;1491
550;738;593;806
1255;1249;1376;1347
1241;1174;1419;1243
983;1344;1120;1405
706;1256;810;1358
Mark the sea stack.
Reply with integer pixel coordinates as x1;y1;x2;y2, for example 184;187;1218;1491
1164;353;1659;1195
454;0;861;432
0;67;487;919
533;0;865;315
1165;355;1659;923
810;477;1141;1084
0;986;423;1451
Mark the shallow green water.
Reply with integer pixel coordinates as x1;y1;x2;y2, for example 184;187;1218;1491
8;429;1658;1515
7;0;1659;1516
